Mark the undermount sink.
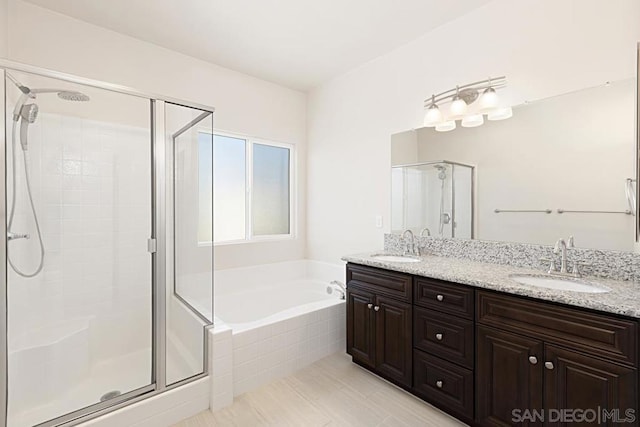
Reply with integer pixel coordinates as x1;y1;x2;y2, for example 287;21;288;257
370;254;422;263
509;274;610;294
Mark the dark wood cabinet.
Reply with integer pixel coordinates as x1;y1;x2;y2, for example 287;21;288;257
346;264;412;388
544;345;637;427
476;325;544;427
346;286;375;368
375;295;412;386
346;264;639;427
476;291;638;427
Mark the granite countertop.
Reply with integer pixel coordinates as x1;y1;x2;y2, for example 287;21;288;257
342;251;640;319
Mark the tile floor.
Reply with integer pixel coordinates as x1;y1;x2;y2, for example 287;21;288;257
174;352;467;426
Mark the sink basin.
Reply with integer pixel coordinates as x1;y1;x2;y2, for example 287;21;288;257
509;274;610;293
370;254;421;263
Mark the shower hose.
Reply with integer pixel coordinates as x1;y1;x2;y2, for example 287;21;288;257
7;120;45;277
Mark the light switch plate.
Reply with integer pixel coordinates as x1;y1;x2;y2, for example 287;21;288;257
375;215;383;228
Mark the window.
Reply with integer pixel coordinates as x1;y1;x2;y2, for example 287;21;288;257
198;132;294;244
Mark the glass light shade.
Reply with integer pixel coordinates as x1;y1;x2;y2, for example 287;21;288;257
423;104;443;127
449;96;468;119
461;114;484;128
487;106;513;121
435;120;456;132
479;87;499;111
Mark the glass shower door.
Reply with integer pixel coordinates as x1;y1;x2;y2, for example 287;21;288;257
5;70;154;426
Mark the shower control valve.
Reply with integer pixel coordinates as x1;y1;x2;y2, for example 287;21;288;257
7;231;30;241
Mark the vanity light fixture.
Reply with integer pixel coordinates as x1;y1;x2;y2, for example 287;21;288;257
423;76;512;131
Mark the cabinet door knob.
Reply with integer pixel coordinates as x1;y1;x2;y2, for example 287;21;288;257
436;380;443;388
435;333;443;341
528;356;538;365
436;294;444;301
544;361;554;370
374;306;380;311
367;303;373;309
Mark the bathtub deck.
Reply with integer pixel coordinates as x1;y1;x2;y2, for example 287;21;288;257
174;352;466;427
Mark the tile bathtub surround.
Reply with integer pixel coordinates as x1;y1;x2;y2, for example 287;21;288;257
384;234;640;282
227;303;346;398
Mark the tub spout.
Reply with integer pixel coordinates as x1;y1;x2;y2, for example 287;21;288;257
328;280;346;300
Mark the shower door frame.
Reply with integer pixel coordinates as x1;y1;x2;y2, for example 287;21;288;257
0;59;215;427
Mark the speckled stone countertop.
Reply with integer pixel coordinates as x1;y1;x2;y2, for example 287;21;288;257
342;252;640;319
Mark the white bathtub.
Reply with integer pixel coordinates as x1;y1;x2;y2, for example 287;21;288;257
209;260;346;401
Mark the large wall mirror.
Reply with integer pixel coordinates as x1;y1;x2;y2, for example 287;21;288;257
391;73;638;252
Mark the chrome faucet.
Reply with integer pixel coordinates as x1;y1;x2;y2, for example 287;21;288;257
553;238;569;274
328;280;346;300
420;227;431;237
402;229;416;256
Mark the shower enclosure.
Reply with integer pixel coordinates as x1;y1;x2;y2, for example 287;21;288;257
0;61;214;427
391;160;474;238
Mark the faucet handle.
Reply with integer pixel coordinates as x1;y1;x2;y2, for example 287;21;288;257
571;260;591;278
567;236;575;248
539;257;556;274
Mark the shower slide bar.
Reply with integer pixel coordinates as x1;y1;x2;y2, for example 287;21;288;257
494;209;552;214
557;209;633;215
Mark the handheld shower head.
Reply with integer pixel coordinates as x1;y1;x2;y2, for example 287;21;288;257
20;104;39;124
19;104;39;151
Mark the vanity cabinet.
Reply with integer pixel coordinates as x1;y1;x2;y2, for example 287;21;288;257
476;291;638;427
346;264;412;387
345;263;639;427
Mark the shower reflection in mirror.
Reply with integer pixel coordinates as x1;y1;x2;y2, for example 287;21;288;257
391;161;474;238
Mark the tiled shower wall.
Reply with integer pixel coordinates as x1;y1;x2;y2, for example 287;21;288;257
8;111;152;363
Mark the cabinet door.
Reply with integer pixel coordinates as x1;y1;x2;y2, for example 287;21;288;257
346;287;376;368
375;295;412;387
477;325;544;427
544;345;638;427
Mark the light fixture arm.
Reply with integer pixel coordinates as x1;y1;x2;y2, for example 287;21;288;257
424;76;507;107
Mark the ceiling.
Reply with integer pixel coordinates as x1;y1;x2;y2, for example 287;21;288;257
24;0;492;91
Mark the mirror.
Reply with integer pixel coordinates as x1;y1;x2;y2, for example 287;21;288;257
391;78;637;251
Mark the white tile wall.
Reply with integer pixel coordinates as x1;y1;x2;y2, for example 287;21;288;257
229;302;346;397
7;111;154;420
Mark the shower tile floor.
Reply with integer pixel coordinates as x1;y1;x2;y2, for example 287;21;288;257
9;348;152;427
175;352;466;427
10;346;197;427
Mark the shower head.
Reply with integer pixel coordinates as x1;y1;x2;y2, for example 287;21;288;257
58;91;90;102
19;104;39;151
20;104;39;124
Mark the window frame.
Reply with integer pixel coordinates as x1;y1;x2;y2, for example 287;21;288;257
198;129;297;246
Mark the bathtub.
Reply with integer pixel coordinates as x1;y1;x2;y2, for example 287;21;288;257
209;260;347;401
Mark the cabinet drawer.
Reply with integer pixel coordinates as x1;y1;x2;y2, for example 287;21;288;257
477;291;638;366
414;278;473;319
413;349;473;420
347;263;412;302
414;307;473;369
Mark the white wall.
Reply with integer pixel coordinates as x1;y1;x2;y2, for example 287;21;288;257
6;0;308;269
0;0;7;57
307;0;640;262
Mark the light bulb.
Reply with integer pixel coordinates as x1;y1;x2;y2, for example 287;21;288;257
479;87;499;111
435;120;456;132
487;106;513;121
423;104;443;127
449;96;467;119
461;114;484;128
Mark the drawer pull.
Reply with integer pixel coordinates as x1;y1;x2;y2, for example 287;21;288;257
545;361;554;370
436;294;444;301
528;356;538;365
436;380;443;388
367;303;373;309
435;333;443;341
374;306;380;312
